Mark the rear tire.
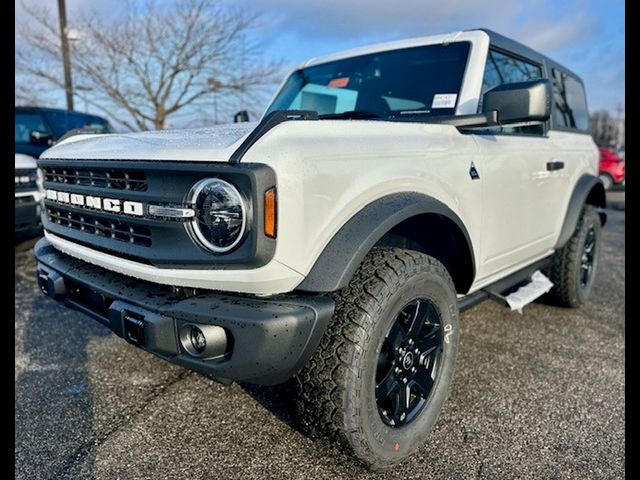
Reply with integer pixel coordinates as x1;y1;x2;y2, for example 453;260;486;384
294;247;459;469
547;205;601;307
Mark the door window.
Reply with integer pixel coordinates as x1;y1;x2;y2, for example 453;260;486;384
480;49;544;135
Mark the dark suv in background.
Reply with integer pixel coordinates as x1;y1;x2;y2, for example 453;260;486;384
15;106;114;158
15;107;113;238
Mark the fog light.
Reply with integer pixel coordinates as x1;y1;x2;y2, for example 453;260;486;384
179;323;228;359
190;326;207;353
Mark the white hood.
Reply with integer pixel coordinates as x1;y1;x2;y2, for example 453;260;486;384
15;153;38;169
40;122;258;162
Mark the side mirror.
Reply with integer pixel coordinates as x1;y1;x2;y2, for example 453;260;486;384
30;130;53;146
482;79;551;126
233;110;250;123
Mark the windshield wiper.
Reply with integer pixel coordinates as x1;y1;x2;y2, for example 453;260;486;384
318;111;385;120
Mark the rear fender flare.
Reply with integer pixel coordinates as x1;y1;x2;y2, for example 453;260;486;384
556;174;606;249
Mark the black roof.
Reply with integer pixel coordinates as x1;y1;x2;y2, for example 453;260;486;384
470;28;583;82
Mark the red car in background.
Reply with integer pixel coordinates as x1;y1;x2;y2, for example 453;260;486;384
598;147;625;190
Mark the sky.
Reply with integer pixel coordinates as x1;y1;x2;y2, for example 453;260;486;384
15;0;625;126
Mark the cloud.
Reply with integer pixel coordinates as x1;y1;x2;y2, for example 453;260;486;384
234;0;525;40
230;0;619;111
15;0;623;116
511;13;600;53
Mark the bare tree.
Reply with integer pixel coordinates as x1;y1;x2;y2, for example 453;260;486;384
16;0;281;131
14;74;48;106
589;110;624;149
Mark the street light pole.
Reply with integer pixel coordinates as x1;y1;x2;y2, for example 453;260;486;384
614;103;624;151
208;77;222;125
57;0;74;111
76;86;92;113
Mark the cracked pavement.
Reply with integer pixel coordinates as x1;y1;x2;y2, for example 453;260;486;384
15;191;624;479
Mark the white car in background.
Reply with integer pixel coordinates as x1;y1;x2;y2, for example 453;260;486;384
15;153;43;236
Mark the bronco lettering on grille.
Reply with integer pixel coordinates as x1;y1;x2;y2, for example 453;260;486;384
45;189;145;217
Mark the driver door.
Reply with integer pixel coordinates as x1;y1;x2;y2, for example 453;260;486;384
473;49;564;282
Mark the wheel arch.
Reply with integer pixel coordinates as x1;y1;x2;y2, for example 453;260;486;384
556;173;607;249
296;192;476;294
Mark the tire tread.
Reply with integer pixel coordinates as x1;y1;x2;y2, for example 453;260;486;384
294;247;454;467
547;205;600;307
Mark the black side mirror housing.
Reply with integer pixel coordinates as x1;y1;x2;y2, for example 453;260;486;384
233;110;250;123
482;79;551;125
30;130;53;146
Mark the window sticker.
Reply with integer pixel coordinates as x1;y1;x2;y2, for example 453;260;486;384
328;77;350;88
431;93;457;109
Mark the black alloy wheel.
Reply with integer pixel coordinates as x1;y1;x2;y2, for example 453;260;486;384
376;298;443;427
580;227;596;287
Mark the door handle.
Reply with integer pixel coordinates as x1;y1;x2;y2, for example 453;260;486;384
546;160;565;171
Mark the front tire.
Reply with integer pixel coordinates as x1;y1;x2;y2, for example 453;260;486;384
547;205;602;307
295;248;459;469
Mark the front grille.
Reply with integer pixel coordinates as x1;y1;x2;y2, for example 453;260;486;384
39;159;276;268
46;206;152;247
15;169;38;192
43;167;147;191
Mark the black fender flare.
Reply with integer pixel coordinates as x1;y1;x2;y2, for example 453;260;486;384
296;192;476;293
555;174;607;249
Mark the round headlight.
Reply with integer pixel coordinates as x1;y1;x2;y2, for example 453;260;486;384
187;178;247;253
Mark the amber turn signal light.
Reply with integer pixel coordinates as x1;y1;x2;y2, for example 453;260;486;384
264;187;277;238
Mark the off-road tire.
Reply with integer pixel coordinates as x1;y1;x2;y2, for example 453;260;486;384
294;247;459;469
547;205;601;307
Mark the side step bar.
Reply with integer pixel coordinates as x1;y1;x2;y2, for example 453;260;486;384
458;256;552;313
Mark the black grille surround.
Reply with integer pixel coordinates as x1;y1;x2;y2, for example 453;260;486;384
15;169;38;192
43;166;148;191
38;159;277;269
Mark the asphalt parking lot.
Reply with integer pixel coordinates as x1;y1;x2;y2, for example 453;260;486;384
15;191;625;480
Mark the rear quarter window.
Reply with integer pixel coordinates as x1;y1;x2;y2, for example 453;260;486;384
552;69;589;131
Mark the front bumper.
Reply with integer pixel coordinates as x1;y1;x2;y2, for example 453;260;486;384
15;194;41;232
34;238;334;385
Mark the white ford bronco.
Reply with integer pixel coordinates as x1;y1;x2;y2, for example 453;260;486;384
35;29;606;468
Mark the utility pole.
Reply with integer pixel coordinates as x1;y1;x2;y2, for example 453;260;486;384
240;33;245;112
57;0;74;110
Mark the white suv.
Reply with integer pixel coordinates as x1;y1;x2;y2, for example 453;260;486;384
15;153;43;235
34;29;606;468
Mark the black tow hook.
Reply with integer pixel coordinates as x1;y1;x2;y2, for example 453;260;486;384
123;313;146;346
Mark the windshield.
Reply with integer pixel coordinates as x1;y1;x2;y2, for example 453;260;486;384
43;111;114;138
15;113;48;143
267;42;470;119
